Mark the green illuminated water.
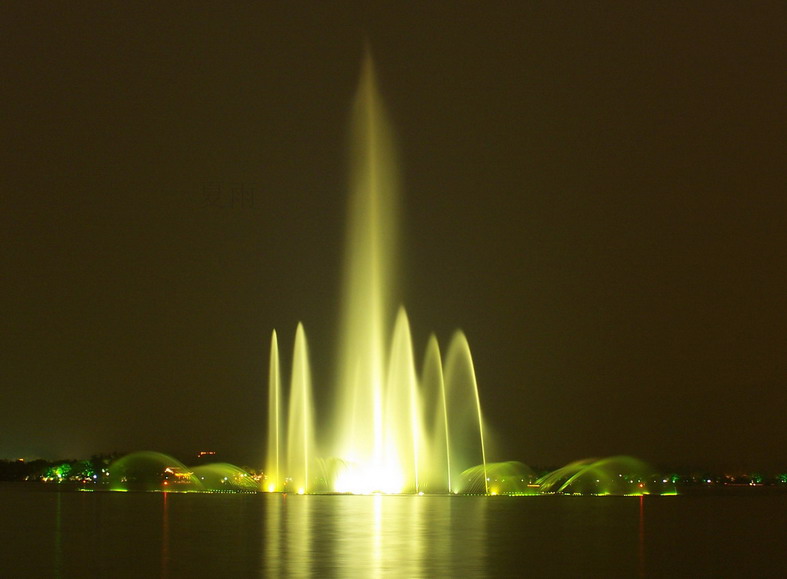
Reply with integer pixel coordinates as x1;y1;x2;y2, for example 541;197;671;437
2;484;784;577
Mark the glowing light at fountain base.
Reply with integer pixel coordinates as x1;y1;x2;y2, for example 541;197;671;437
333;463;406;495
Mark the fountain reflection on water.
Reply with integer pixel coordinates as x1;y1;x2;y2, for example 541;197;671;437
265;53;488;494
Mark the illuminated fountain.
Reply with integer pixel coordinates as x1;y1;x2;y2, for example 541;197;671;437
105;451;257;492
537;456;677;496
263;55;675;497
89;56;674;498
265;54;488;494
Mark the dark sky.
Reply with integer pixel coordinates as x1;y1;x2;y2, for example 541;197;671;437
2;2;785;471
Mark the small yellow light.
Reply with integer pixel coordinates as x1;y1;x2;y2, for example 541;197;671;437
267;484;275;493
297;488;305;495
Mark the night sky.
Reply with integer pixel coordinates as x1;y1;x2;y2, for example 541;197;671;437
3;3;785;471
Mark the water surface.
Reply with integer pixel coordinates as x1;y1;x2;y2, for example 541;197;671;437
1;484;783;577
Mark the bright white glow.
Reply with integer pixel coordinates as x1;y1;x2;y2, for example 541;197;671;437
333;462;405;495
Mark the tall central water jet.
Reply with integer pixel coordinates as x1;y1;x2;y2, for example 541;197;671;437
332;53;404;493
266;52;488;494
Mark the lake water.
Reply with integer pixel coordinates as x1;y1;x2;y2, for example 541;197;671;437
0;484;784;577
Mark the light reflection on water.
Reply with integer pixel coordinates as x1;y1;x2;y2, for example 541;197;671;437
160;490;169;579
262;494;486;577
53;490;62;578
1;485;785;577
